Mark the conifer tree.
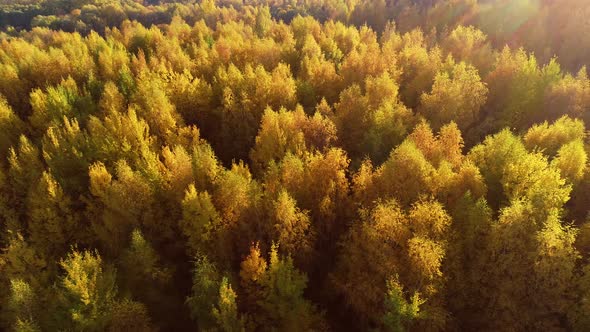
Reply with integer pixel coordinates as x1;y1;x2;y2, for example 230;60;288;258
58;249;117;331
0;95;24;161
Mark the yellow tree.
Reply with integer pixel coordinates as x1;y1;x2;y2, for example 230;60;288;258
420;61;488;132
0;95;24;161
332;199;452;329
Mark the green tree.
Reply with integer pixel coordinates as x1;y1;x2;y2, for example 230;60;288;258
468;129;529;209
257;244;323;331
382;276;425;332
186;254;220;330
181;185;224;258
552;139;588;183
58;249;117;331
6;279;40;332
333;73;413;164
212;278;245;332
88;161;155;255
523;115;585;157
255;6;272;38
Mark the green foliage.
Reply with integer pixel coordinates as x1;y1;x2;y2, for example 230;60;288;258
120;229;170;290
58;249;117;331
181;185;223;257
254;244;324;331
486;48;562;129
552;139;588;183
333;72;413;164
468;129;529;209
524;116;586;157
7;279;39;332
186;254;221;330
382;276;425;332
212;278;245;332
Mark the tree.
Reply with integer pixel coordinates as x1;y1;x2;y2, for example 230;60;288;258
398;33;443;108
0;95;24;160
58;249;117;331
552;139;587;183
543;68;590;124
98;81;125;115
468;129;529;210
180;184;229;263
249;107;307;174
212;278;245;332
0;62;26;115
212;162;262;258
270;190;313;265
263;148;350;249
27;171;79;258
88;161;155;255
382;276;425;332
250;105;337;174
523;115;585;157
298;51;343;106
42;116;93;195
260;246;322;331
420;61;488;132
444;194;493;329
131;72;181;143
29;77;94;137
332;199;450;328
6;279;40;332
186;254;220;330
119;229;171;300
333;73;413;164
88;108;156;169
163;70;214;133
373;140;435;207
255;6;272;38
442;25;494;74
8;136;44;209
485;48;562;129
478;201;578;330
239;243;267;316
215;63;297;163
502;151;571;216
108;299;154;332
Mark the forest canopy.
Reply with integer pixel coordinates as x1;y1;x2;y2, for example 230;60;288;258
1;0;590;331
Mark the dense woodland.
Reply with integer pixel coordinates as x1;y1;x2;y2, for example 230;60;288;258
1;0;590;331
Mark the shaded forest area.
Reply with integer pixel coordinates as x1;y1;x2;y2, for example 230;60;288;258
1;0;590;331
